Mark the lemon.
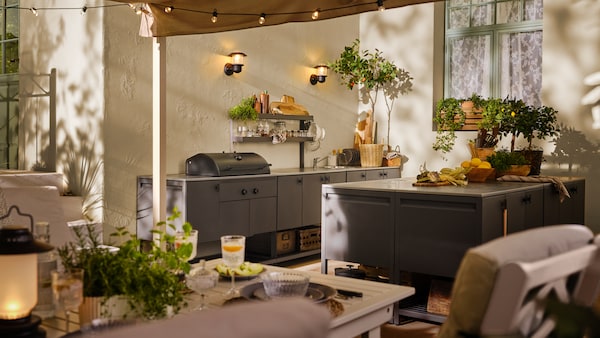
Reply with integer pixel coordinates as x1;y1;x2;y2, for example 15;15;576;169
478;161;492;169
461;160;471;168
470;157;482;167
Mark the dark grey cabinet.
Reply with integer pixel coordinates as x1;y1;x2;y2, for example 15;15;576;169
302;172;346;227
185;181;220;242
346;167;401;182
276;175;303;231
219;178;277;237
543;179;585;225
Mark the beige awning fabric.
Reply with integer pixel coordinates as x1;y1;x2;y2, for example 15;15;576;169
113;0;440;37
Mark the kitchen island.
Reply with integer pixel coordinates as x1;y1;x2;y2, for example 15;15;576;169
320;176;585;323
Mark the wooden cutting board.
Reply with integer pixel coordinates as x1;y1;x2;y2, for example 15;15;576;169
412;181;451;187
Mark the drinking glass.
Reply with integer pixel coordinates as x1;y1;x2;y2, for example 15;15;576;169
186;260;219;310
51;268;84;333
174;229;198;262
220;235;245;299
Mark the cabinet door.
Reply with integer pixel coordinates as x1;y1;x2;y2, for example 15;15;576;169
186;181;221;242
544;179;585;225
396;194;483;278
346;170;367;182
303;172;346;226
505;187;544;234
322;189;395;269
383;167;401;179
365;169;387;181
219;200;250;236
277;176;303;231
250;197;277;235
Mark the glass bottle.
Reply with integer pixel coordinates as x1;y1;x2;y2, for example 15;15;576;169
33;221;57;319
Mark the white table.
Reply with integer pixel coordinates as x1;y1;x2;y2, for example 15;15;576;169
42;259;415;338
187;259;415;338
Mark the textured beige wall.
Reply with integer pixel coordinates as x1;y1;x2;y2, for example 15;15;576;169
19;1;600;234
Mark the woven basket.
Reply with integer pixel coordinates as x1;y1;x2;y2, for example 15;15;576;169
496;165;531;178
359;144;384;167
468;143;495;161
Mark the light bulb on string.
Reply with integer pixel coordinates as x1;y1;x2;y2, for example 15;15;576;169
164;6;173;14
30;7;38;16
81;6;87;15
312;9;319;20
211;10;218;23
258;13;266;25
377;0;386;11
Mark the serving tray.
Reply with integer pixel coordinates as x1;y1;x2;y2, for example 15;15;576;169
240;282;336;303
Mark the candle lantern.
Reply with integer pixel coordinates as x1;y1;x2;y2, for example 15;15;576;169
0;225;53;338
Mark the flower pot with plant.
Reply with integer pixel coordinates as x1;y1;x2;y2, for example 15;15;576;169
486;150;531;177
228;95;260;137
433;94;486;154
500;99;560;175
57;208;193;324
328;39;413;150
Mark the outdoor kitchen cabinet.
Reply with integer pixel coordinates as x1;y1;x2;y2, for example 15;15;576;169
543;178;585;225
320;177;585;324
219;177;277;237
346;167;401;182
277;172;346;231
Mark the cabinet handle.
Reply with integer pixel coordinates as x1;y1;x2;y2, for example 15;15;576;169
215;184;220;192
241;188;248;195
297;178;303;184
325;175;331;183
522;195;531;204
570;187;578;194
253;188;259;194
361;173;366;178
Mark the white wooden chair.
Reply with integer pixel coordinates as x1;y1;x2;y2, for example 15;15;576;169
438;224;600;338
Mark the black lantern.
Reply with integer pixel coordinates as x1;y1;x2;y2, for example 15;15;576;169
0;225;54;338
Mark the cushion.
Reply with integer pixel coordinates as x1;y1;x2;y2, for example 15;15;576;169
438;224;594;338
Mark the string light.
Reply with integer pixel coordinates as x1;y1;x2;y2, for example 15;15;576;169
81;6;87;15
211;10;218;23
164;6;173;14
311;9;319;20
377;0;386;11
258;13;266;25
29;7;38;16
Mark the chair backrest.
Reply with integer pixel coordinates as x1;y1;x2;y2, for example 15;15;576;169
438;224;599;338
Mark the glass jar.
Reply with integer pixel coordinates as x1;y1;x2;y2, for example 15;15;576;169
273;121;287;137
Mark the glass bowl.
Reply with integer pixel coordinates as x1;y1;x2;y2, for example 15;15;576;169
261;271;310;298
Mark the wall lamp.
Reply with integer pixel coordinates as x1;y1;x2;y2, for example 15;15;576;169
310;65;329;85
224;52;247;76
0;224;53;338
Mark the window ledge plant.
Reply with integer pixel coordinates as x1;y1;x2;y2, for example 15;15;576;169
57;208;193;320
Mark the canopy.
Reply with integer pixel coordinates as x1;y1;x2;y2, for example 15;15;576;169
113;0;439;37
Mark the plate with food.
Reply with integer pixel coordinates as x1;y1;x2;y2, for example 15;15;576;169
215;262;265;280
240;282;336;303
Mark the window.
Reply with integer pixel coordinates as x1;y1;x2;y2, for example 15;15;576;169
444;0;543;105
0;0;18;73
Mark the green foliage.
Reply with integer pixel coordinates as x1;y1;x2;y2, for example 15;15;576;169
433;97;465;154
328;39;413;144
57;207;193;320
228;96;258;121
500;98;560;151
486;150;529;171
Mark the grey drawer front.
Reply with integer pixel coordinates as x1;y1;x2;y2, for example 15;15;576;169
219;178;277;201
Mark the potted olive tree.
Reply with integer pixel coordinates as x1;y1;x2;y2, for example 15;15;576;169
500;99;560;175
328;39;413;155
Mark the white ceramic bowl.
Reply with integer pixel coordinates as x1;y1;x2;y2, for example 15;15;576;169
261;271;310;298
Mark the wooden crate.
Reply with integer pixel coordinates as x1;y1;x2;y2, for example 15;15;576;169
427;279;453;316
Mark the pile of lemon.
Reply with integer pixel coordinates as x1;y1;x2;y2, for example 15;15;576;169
461;157;492;169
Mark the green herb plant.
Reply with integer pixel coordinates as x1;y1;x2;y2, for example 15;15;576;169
486;150;529;172
228;95;259;121
57;207;193;320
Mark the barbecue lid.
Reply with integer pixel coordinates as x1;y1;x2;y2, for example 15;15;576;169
185;152;271;176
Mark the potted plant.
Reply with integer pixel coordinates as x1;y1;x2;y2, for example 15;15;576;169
57;208;193;324
228;95;259;121
328;39;413;149
433;94;485;154
486;149;531;177
500;99;560;175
